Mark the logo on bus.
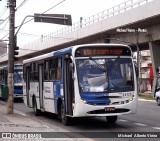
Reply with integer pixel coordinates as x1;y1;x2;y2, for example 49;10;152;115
44;87;51;93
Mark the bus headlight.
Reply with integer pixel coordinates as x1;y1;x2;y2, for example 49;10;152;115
81;99;87;104
129;96;134;101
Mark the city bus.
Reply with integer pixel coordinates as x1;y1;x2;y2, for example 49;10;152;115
0;64;23;100
23;44;138;125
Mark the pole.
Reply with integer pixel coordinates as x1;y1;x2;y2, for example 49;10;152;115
15;15;34;36
136;30;140;95
6;0;16;114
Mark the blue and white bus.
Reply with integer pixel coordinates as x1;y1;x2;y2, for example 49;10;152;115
23;44;138;125
0;64;23;100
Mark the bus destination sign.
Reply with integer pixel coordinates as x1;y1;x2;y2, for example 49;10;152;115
83;49;123;55
75;46;131;57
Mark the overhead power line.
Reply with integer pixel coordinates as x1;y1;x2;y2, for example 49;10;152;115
0;0;30;41
16;0;29;11
0;15;9;25
1;0;66;42
43;0;66;13
0;7;7;18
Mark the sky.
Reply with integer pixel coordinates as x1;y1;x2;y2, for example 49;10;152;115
0;0;127;47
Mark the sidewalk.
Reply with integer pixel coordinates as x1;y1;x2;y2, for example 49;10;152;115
0;103;94;141
138;92;156;102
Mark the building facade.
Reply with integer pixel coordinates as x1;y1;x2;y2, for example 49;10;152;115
139;50;152;93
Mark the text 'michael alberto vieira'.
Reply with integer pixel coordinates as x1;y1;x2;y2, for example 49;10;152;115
118;133;158;138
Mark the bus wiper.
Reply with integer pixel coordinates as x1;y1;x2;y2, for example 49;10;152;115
105;56;121;92
89;57;106;72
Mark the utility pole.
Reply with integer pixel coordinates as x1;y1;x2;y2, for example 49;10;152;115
136;30;140;95
6;0;16;114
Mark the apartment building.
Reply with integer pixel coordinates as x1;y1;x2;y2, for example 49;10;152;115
139;50;152;93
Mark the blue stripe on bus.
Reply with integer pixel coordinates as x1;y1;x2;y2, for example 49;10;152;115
53;82;62;114
14;89;23;94
80;93;110;105
53;47;72;56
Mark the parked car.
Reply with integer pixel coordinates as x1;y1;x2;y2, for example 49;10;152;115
155;90;160;106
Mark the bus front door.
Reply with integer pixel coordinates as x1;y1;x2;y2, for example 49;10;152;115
64;58;74;116
38;64;44;109
26;66;30;106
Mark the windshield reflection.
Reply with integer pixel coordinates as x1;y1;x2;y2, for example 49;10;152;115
76;58;134;93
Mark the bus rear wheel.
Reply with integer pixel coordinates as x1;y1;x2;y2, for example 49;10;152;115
60;104;71;126
106;116;118;124
33;97;41;116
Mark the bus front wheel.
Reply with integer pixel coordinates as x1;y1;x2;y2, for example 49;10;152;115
33;97;41;116
61;104;71;126
106;116;118;124
157;98;160;106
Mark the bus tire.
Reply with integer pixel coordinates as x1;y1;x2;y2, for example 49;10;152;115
157;98;160;106
33;97;41;116
61;104;71;126
106;116;118;124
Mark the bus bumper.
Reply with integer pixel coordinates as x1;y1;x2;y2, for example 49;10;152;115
73;100;137;117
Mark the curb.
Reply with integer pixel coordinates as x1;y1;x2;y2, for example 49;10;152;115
138;98;155;102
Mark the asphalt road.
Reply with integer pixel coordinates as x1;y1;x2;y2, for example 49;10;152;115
1;99;160;141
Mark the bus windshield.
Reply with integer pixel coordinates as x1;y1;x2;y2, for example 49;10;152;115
76;58;134;93
14;66;23;85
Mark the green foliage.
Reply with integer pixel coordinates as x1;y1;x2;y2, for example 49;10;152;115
139;93;155;100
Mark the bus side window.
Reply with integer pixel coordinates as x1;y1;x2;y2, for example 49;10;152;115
44;60;50;81
50;57;62;81
56;57;62;81
49;59;54;80
57;69;62;81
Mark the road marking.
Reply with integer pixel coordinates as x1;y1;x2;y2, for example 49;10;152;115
133;123;148;126
118;119;128;122
152;127;160;130
138;99;155;102
42;124;50;128
17;111;26;117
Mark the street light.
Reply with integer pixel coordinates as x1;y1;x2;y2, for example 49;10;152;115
15;14;72;36
34;13;72;26
7;13;72;114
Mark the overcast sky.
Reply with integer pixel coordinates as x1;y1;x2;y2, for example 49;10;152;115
0;0;127;46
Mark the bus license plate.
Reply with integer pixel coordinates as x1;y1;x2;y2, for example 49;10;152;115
104;107;115;112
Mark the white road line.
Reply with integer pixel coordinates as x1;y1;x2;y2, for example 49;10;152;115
152;127;160;130
138;99;155;102
118;119;128;122
42;124;50;128
17;111;27;117
133;123;148;126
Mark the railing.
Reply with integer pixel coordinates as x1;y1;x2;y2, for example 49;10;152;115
22;0;153;50
0;0;153;58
